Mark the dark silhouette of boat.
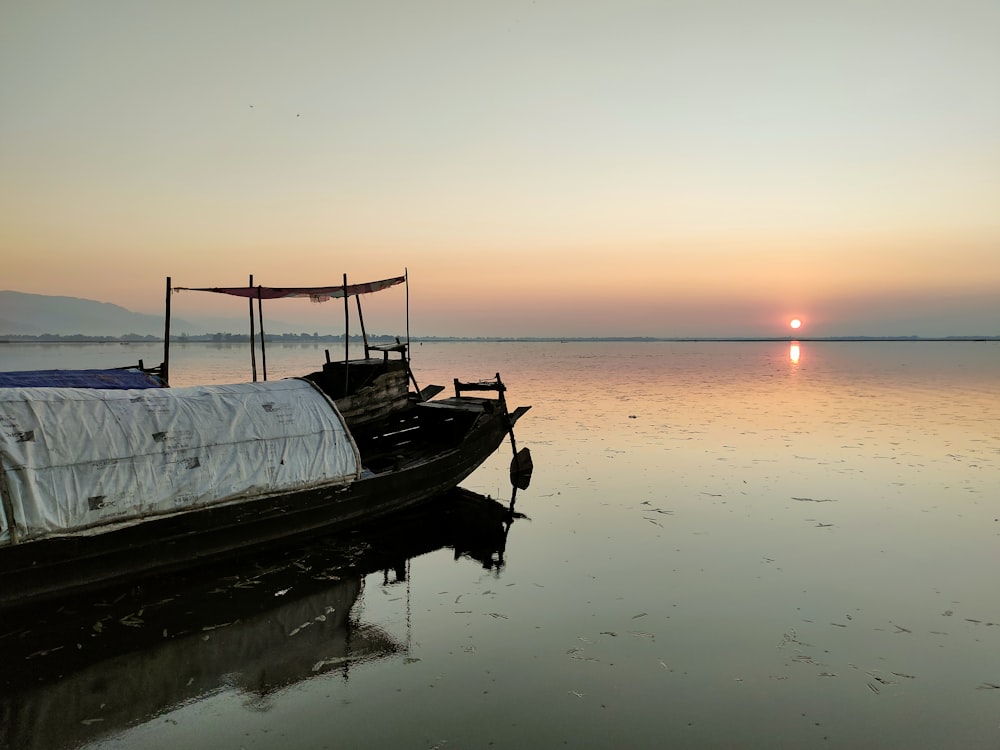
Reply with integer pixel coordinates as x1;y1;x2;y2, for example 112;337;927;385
0;274;530;607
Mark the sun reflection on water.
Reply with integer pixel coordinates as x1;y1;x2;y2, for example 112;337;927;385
789;342;801;364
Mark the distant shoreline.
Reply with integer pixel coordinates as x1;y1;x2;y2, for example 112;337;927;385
1;336;997;344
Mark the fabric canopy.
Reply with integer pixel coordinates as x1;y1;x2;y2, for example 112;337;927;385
173;275;405;302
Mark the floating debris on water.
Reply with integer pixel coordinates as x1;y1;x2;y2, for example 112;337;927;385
119;613;144;628
868;672;897;686
778;628;812;649
288;621;315;637
200;622;234;632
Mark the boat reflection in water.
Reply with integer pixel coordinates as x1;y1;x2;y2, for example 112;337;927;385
0;487;523;750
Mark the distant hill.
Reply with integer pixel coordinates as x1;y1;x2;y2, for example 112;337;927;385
0;290;317;337
0;290;190;337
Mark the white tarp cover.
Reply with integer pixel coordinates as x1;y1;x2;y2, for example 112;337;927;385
0;379;360;545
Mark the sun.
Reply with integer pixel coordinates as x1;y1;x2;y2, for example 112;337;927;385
790;318;802;329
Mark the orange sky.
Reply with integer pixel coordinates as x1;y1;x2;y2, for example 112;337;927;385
2;1;998;337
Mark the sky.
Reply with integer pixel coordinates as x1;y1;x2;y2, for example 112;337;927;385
2;0;998;337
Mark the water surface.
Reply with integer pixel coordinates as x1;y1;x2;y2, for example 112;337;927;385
2;341;998;748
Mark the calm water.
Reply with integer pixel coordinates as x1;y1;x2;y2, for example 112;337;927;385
2;341;998;749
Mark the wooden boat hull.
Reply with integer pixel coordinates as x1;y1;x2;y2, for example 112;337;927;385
0;400;521;609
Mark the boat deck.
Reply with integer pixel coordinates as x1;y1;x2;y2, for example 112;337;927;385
416;396;498;413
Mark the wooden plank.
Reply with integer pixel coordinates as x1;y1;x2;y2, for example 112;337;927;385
417;399;488;413
369;342;407;353
419;384;445;401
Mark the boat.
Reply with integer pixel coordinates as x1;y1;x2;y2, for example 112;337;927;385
0;273;530;608
0;487;521;750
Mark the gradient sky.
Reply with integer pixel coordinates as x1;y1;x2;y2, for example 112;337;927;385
2;1;998;337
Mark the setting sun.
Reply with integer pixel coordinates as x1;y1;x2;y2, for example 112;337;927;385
790;319;802;329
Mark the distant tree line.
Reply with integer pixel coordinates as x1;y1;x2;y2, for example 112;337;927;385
1;332;406;343
0;333;161;342
180;333;405;343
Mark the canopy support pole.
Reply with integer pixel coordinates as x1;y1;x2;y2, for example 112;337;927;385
356;295;369;358
162;276;171;385
248;274;258;382
405;268;410;363
343;274;350;396
257;286;268;381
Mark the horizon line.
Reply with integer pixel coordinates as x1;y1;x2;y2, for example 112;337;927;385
2;334;998;344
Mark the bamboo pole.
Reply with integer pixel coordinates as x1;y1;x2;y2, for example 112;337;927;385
248;274;258;382
343;273;349;396
162;276;171;385
356;295;369;358
405;267;410;363
257;286;268;381
402;268;421;395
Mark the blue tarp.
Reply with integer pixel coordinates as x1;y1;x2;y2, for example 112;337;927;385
0;368;164;390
